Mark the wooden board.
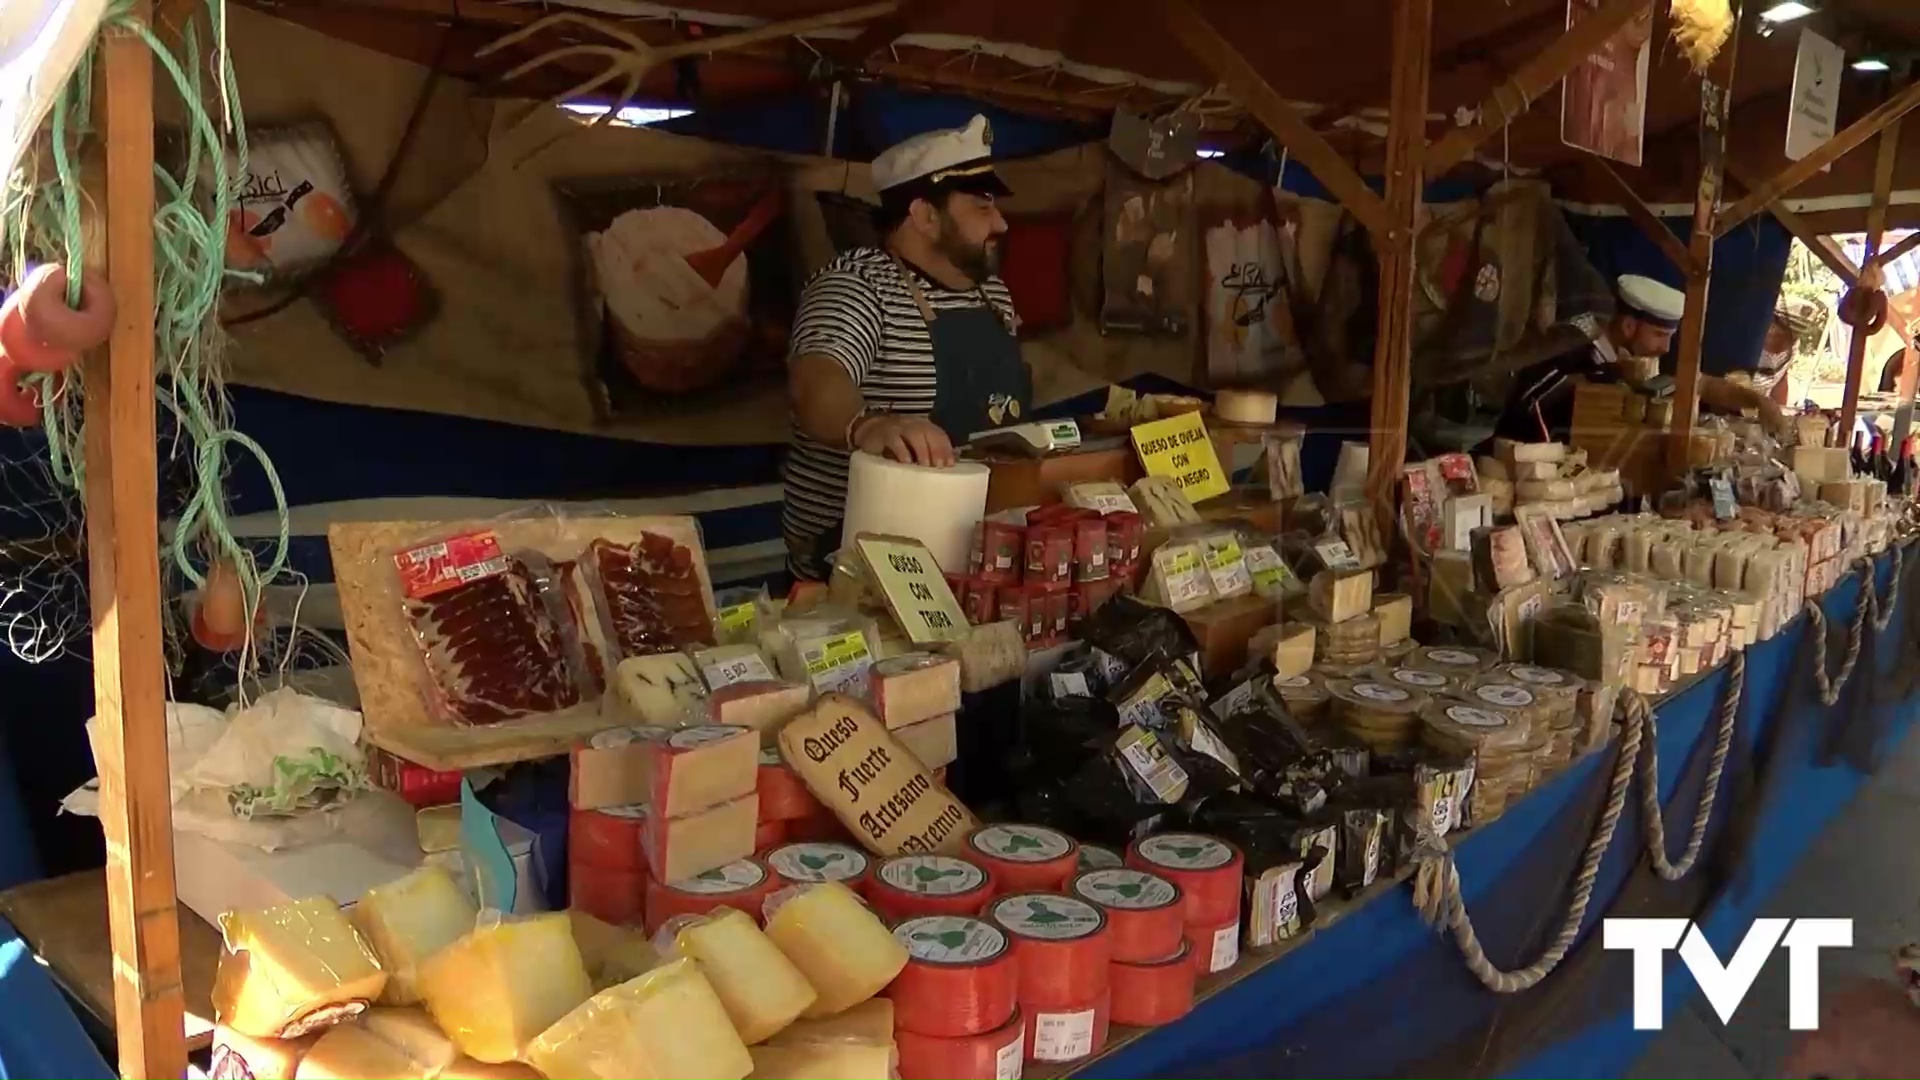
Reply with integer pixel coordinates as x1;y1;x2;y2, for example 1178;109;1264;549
0;871;220;1052
327;515;716;772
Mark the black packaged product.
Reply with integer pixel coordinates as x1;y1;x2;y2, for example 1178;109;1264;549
1330;774;1418;874
1244;859;1314;948
1288;815;1342;903
1084;594;1202;676
1045;649;1104;701
1337;807;1390;896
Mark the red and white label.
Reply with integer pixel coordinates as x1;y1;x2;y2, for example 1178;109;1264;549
394;530;509;599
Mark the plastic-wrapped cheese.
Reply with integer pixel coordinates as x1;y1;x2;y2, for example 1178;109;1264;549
763;882;908;1018
419;912;591;1063
294;1023;433;1080
358;1007;459;1075
607;652;710;727
213;897;389;1038
770;998;895;1046
349;867;477;1005
568;909;660;989
747;1041;895;1080
668;907;817;1043
440;1058;544;1079
525;958;752;1080
211;1026;318;1080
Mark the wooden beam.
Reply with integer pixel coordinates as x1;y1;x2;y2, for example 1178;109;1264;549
1668;7;1741;474
1161;0;1389;238
1584;156;1699;277
1425;0;1650;179
1840;118;1902;441
89;5;186;1079
1716;78;1920;236
1724;161;1861;285
1873;227;1920;268
1365;0;1433;520
837;0;942;65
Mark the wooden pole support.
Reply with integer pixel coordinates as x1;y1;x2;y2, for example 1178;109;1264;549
1716;78;1920;236
1723;160;1860;286
1874;227;1920;270
1839;118;1902;442
1365;0;1433;523
1583;156;1698;277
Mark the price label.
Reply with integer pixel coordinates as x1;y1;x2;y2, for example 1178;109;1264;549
1156;544;1211;608
1049;670;1092;699
701;651;774;688
1710;477;1737;520
1130;411;1229;502
802;630;873;694
716;602;757;637
1245;544;1296;596
1115;726;1189;804
1313;539;1363;571
855;536;969;645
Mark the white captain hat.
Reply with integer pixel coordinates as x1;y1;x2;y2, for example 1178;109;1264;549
1616;274;1685;328
872;115;1012;201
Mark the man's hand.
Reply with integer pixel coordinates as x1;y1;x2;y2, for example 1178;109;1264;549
854;414;956;467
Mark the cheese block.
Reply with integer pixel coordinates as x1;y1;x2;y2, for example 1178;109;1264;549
570;726;670;810
1309;568;1372;624
348;867;477;1006
212;1027;319;1080
357;1008;460;1075
567;909;661;989
694;643;778;688
1271;623;1315;679
416;805;461;854
526;958;753;1080
776;694;977;857
710;680;812;744
1373;593;1412;647
669;906;818;1043
295;1023;433;1080
418;912;591;1064
643;793;757;883
769;998;896;1046
747;1041;896;1080
1511;459;1561;481
1493;438;1567;464
647;725;758;819
1214;388;1278;424
440;1059;544;1080
892;712;958;770
1129;476;1201;528
868;653;962;729
764;881;910;1018
606;652;710;727
213;897;389;1038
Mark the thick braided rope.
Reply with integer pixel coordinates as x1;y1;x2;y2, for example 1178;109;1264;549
1632;649;1743;880
1809;568;1872;706
1863;545;1903;633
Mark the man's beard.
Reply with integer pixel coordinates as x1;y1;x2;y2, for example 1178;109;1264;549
936;218;998;282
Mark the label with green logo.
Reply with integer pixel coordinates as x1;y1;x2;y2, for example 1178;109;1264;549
879;855;987;896
988;894;1105;940
969;824;1072;863
892;915;1009;964
672;858;766;894
1078;844;1123;871
767;842;869;883
1071;868;1178;910
1138;833;1234;870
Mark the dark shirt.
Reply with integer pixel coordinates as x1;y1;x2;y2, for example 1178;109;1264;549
1492;337;1614;443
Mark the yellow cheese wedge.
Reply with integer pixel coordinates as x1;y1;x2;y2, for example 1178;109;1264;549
440;1058;544;1079
358;1007;459;1075
763;882;908;1018
525;958;752;1080
670;907;817;1043
747;1041;895;1080
867;653;961;730
350;867;477;1005
213;897;389;1038
647;725;758;819
644;793;757;883
294;1023;432;1080
211;1026;318;1080
769;998;895;1046
419;913;591;1064
568;909;660;989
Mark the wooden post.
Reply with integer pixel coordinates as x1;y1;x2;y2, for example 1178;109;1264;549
1838;119;1902;443
87;4;187;1077
1874;228;1920;269
1668;10;1741;473
1365;0;1432;519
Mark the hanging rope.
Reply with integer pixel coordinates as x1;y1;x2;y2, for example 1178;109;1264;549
1809;565;1873;707
1411;650;1745;993
1863;545;1904;633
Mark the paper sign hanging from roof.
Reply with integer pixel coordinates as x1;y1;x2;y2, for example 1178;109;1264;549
0;0;107;194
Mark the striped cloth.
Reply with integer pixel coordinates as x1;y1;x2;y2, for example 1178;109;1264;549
781;246;1016;580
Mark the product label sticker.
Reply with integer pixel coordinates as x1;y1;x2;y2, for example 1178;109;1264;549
1430;793;1455;837
1070;482;1136;515
668;725;747;749
1131;410;1229;503
879;855;988;895
1180;711;1244;777
1389;669;1448;689
701;650;775;688
1049;670;1092;699
970;825;1073;862
716;601;757;637
1115;672;1175;729
1363;830;1383;887
767;842;869;883
801;630;873;695
1426;648;1480;666
1210;922;1241;971
990;894;1105;940
1092;648;1130;687
1475;683;1535;708
1508;665;1568;686
1353;682;1411;703
893;915;1009;963
672;858;766;894
1201;535;1252;595
1272;875;1300;933
589;726;668;750
394;530;509;599
1156;543;1212;608
1244;544;1296;595
1073;868;1178;909
597;803;647;819
1275;674;1313;689
1138;833;1234;869
1078;845;1123;871
995;1034;1024;1080
1212;677;1260;719
1032;1007;1098;1062
1116;726;1190;804
1313;539;1363;571
1446;705;1507;728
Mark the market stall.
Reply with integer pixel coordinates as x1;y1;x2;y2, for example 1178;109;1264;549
8;1;1920;1079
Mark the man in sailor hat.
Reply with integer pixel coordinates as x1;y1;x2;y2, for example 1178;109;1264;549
1491;273;1787;443
781;115;1029;581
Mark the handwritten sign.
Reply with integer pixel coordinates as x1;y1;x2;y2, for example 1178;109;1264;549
855;535;970;645
1130;412;1229;502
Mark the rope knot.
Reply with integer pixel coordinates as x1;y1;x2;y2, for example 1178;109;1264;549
1408;840;1455;931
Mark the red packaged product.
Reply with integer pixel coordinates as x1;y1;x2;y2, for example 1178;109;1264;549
1104;511;1143;565
1043;587;1071;639
1025;503;1077;526
998;584;1031;631
978;521;1023;584
943;572;968;601
1026;526;1073;587
1024;584;1051;641
1073;518;1110;583
963;578;998;625
367;748;463;807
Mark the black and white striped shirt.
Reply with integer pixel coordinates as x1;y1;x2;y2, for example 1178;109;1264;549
782;247;1017;580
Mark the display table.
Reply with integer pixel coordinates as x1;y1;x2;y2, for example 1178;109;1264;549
0;870;222;1053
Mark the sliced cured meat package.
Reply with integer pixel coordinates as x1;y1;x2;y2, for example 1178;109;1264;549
584;533;716;660
555;558;613;690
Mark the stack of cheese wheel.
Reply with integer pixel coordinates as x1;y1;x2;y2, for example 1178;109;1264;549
1272;672;1333;724
1491;664;1587;768
868;853;998;923
568;803;648;927
1418;700;1534;824
1069;868;1195;1026
757;747;824;848
1378;637;1419;664
887;915;1025;1079
985;892;1113;1065
1406;644;1499;677
1125;832;1245;979
1451;680;1556;792
1328;679;1432;753
1308;612;1381;668
1373;665;1459;696
965;823;1081;892
644;855;783;934
763;841;873;898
